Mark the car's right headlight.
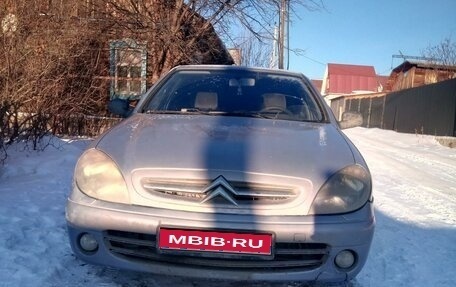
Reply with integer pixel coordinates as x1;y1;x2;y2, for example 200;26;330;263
74;148;130;204
309;165;372;215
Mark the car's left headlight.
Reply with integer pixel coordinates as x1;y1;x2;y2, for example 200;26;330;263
309;165;371;215
74;148;130;204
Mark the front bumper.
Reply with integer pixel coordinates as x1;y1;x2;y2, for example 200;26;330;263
66;191;375;283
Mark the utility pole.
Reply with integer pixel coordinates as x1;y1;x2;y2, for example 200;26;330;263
270;26;279;69
278;0;287;69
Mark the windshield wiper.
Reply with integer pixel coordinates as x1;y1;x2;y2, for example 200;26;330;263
144;110;184;115
144;109;269;119
218;111;268;119
144;109;320;122
144;108;218;115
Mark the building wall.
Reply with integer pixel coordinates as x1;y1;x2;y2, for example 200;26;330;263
390;66;456;92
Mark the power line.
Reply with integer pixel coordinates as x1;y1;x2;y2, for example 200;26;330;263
299;54;327;66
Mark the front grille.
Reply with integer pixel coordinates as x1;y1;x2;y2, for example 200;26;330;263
141;178;297;205
105;230;329;270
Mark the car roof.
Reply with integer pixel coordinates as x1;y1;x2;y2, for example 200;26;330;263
172;65;307;79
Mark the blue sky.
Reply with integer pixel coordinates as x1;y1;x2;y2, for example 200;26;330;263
287;0;456;80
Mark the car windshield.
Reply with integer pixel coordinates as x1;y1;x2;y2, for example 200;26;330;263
143;69;324;122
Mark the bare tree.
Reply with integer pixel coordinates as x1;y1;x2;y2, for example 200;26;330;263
217;0;324;68
234;30;273;67
0;0;324;159
422;37;456;68
99;0;324;77
96;0;237;80
1;1;109;152
419;37;456;84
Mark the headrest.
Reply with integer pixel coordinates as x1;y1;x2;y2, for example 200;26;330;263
262;93;287;110
195;92;218;110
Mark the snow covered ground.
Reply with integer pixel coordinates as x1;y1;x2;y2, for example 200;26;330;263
0;128;455;286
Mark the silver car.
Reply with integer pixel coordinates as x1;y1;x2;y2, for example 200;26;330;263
66;65;374;284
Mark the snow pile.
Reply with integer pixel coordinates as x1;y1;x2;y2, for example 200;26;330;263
344;128;456;287
0;128;455;286
0;139;86;286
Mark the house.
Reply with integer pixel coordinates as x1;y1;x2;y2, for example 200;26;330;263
311;79;323;93
320;63;385;103
388;60;456;92
2;0;233;103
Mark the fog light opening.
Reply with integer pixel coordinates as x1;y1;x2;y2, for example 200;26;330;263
79;233;99;253
335;250;356;270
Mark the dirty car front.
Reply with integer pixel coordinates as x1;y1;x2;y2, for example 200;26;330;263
66;65;375;284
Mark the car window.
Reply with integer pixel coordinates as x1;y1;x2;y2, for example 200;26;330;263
143;70;324;122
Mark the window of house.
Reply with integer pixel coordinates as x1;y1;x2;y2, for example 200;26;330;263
110;40;147;100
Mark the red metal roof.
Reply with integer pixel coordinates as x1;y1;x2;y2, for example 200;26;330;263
326;63;379;94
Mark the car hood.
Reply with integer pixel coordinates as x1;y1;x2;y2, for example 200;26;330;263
95;114;356;191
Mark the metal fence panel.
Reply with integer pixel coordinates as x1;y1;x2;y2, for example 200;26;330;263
360;98;370;127
384;79;456;136
369;97;384;128
333;78;456;136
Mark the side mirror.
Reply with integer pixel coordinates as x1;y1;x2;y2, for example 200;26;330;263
108;98;132;118
339;112;363;129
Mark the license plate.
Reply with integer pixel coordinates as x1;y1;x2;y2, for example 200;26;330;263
158;227;273;255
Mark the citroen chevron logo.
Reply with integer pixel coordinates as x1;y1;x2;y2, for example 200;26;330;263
200;176;238;206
